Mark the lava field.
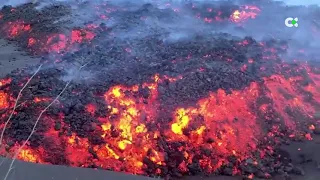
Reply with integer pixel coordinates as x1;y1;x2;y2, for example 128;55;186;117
0;0;320;179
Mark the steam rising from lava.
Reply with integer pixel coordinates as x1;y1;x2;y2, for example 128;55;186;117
10;0;317;60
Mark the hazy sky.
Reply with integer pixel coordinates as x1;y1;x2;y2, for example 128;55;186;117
282;0;320;5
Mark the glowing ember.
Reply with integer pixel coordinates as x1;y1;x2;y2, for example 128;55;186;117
4;21;31;38
28;37;36;47
71;30;95;43
0;91;9;110
0;79;11;110
230;5;260;23
45;34;68;53
18;148;42;163
86;104;96;114
33;97;51;103
0;78;11;87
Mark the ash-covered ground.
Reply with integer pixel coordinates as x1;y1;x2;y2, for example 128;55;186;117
1;0;320;180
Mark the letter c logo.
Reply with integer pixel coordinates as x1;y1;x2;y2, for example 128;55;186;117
285;17;293;27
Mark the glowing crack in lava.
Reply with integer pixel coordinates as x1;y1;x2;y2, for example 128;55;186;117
194;4;260;24
0;79;11;110
18;149;42;163
2;21;31;38
1;18;95;54
0;78;11;87
42;29;95;53
0;91;9;110
230;5;261;23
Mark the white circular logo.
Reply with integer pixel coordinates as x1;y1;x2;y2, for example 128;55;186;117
285;17;298;27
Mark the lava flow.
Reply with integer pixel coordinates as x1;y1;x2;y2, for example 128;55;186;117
0;78;11;111
0;1;320;179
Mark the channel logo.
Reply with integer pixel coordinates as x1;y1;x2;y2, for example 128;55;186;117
285;17;298;27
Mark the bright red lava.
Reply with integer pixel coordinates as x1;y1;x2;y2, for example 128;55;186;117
0;4;319;179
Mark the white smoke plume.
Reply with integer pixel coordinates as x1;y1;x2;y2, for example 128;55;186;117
1;0;319;61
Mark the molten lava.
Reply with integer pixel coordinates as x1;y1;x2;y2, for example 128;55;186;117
0;79;11;110
3;21;31;38
0;78;11;87
0;1;319;179
0;91;9;110
230;5;260;23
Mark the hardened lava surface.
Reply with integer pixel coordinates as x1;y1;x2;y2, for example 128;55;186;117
1;1;320;179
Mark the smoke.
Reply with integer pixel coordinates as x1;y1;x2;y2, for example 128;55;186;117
272;0;320;61
0;0;26;7
61;64;93;82
1;0;320;62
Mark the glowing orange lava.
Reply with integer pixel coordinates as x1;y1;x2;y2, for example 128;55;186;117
230;5;260;23
0;79;11;110
167;82;260;171
48;75;263;174
71;30;95;43
0;91;9;110
33;97;51;103
4;21;31;38
18;148;42;163
0;78;11;87
263;75;308;128
86;104;96;115
0;18;96;54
